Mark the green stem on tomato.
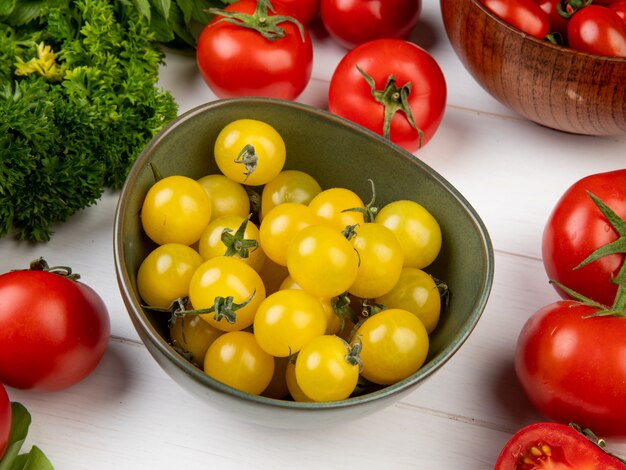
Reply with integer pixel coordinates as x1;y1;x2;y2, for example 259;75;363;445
208;0;305;42
221;214;259;259
356;65;423;149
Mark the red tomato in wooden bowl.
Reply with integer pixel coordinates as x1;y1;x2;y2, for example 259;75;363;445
196;0;313;100
568;4;626;57
495;422;626;469
515;300;626;437
542;169;626;307
479;0;551;38
328;38;446;153
0;260;110;391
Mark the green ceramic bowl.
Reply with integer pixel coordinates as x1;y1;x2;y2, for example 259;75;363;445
113;97;494;428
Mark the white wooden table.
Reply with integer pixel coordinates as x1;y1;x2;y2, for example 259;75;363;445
2;1;625;468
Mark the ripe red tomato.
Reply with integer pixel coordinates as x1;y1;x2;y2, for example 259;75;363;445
567;5;626;57
534;0;570;36
320;0;421;49
0;262;110;391
610;1;626;22
479;0;551;38
495;422;626;469
542;170;626;307
274;0;320;24
0;384;10;460
196;0;313;100
328;39;446;153
515;300;626;437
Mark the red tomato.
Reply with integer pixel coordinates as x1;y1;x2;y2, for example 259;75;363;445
274;0;320;24
320;0;421;49
534;0;570;36
0;384;9;460
479;0;551;38
328;39;446;153
515;300;626;437
567;5;626;57
542;170;626;307
610;0;626;23
0;263;110;391
196;0;313;100
495;422;626;469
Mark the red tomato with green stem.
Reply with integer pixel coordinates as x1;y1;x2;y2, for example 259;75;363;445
479;0;551;38
567;4;626;56
196;0;313;99
495;422;626;469
328;38;446;153
515;295;626;437
320;0;421;49
0;259;110;391
542;170;626;307
0;384;10;460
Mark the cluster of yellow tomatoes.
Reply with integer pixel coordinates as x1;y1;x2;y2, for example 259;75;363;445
136;118;446;402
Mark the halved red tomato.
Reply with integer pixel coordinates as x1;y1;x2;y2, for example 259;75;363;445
495;422;626;469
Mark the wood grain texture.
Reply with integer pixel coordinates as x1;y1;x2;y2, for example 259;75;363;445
440;0;626;135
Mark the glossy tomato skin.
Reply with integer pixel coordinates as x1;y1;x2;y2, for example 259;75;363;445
329;39;446;153
568;5;626;57
542;170;626;307
479;0;551;38
495;422;626;469
611;1;626;23
196;0;313;99
534;0;570;36
0;384;10;460
0;270;110;391
320;0;421;49
515;300;626;437
274;0;320;24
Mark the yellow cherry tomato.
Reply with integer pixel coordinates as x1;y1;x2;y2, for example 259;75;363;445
308;187;365;232
295;335;360;402
286;360;313;402
287;225;359;298
188;256;266;332
348;223;404;299
169;315;223;368
141;175;211;246
376;268;441;334
204;331;274;395
197;214;266;272
259;202;320;266
279;275;342;335
375;200;442;269
197;174;250;221
253;289;327;357
137;243;203;308
260;170;322;220
352;308;429;385
214;119;286;186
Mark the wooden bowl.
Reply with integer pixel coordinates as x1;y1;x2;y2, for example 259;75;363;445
441;0;626;135
113;98;494;429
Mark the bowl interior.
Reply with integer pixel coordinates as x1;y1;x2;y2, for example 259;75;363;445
114;98;494;422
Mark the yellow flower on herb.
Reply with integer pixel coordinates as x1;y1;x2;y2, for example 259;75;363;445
15;42;65;81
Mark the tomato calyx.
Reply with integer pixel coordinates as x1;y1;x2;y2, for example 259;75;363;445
331;293;361;326
221;214;259;259
28;257;80;281
342;179;379;223
570;423;626;464
208;0;306;42
344;337;363;369
557;0;593;18
145;291;256;326
356;65;423;149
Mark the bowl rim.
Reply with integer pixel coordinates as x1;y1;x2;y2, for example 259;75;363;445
113;97;495;411
465;0;626;63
